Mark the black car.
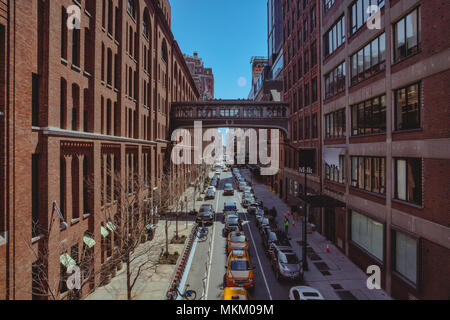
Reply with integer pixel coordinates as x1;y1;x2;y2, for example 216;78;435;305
247;204;258;215
258;217;270;233
196;204;214;225
262;228;278;251
223;217;242;236
210;177;218;188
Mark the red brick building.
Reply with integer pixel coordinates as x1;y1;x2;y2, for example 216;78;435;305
278;0;323;212
320;0;449;299
0;0;199;300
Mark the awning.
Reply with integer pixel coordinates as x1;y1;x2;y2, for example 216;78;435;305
60;253;76;267
83;235;96;248
106;221;116;232
297;194;346;208
101;226;109;237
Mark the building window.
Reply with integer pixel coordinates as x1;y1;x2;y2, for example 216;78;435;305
304;50;309;73
303;18;308;41
350;32;385;85
311;77;318;103
310;5;316;32
325;61;346;99
324;15;345;57
311;41;317;67
351;210;384;261
350;0;385;36
395;158;422;205
394;7;420;62
305;115;310;139
299;118;303;140
32;73;39;126
32;154;40;237
351;94;386;136
324;0;335;13
72;28;80;67
61;7;68;59
393;231;418;285
298;86;303;110
312;113;318;138
326;155;345;184
395;82;420;131
351;156;385;194
325;109;346;139
293;121;298;141
127;0;136;19
304;83;309;106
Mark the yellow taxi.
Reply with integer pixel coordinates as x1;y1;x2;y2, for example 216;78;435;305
227;231;249;254
222;287;249;300
224;249;255;290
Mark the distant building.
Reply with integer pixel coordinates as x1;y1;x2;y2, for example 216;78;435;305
184;52;214;100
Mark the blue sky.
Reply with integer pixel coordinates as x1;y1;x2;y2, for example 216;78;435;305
171;0;268;99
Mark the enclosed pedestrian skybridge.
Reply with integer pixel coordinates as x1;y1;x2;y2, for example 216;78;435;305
170;100;290;135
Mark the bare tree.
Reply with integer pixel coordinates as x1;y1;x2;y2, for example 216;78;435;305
99;170;164;300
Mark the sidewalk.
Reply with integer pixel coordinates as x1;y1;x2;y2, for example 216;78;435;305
241;169;391;300
85;176;208;300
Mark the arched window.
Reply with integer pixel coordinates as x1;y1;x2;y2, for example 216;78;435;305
161;39;168;63
143;10;150;40
127;0;136;19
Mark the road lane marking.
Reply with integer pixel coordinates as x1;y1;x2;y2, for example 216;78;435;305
239;192;273;300
205;173;221;300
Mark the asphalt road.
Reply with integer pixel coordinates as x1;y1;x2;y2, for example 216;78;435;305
185;170;303;300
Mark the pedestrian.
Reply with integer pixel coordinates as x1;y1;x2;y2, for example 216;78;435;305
284;216;289;234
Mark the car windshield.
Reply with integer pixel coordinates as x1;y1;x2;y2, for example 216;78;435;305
225;206;237;212
230;236;246;242
281;253;299;264
230;260;251;271
303;292;320;297
225;184;232;189
262;218;269;224
228;218;239;225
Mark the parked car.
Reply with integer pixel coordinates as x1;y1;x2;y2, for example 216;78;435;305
271;245;302;281
255;209;265;224
247;204;258;215
205;188;216;200
257;217;270;231
238;182;249;192
196;204;214;225
262;229;278;251
242;186;253;194
289;286;324;300
223;183;234;196
210;177;218;188
241;192;254;208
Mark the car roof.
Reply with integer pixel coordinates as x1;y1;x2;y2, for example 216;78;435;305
225;201;236;206
291;286;324;299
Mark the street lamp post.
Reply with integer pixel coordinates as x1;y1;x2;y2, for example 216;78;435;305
299;166;312;272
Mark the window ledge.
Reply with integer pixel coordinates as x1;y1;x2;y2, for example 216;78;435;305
350;132;386;138
71;218;80;226
71;65;81;73
83;213;91;219
61;58;68;65
392;48;422;68
350;187;386;200
392;198;423;210
392;128;422;135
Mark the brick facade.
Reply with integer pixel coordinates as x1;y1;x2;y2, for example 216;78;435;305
0;0;200;300
319;0;450;299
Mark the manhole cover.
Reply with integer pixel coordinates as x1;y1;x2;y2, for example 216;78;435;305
314;262;330;271
320;270;331;276
336;291;358;300
331;284;343;290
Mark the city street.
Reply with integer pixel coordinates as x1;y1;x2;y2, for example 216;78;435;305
185;169;301;300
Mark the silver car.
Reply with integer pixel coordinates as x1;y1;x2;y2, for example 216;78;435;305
271;245;302;281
